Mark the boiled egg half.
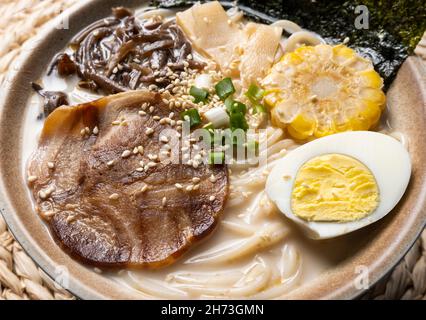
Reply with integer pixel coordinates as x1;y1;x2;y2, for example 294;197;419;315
266;131;411;239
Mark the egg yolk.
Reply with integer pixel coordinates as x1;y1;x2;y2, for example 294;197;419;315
291;154;379;222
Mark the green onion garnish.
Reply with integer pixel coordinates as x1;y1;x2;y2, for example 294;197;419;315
245;84;267;114
209;151;225;165
180;108;201;128
189;86;209;103
230;112;249;131
215;78;235;101
245;84;265;101
253;102;266;114
225;98;247;115
224;96;234;111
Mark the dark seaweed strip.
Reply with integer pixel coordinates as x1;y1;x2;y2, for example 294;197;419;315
152;0;425;89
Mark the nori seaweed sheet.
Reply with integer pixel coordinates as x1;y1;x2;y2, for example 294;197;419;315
151;0;426;88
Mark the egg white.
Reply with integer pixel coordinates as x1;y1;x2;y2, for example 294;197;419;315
266;131;412;239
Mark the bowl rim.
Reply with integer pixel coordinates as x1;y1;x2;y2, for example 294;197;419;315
0;0;425;300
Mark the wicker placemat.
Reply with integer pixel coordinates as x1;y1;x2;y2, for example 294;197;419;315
0;0;425;300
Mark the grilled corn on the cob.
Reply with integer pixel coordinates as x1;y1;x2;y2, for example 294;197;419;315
262;44;386;140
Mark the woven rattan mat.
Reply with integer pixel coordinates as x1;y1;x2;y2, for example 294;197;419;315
0;0;425;300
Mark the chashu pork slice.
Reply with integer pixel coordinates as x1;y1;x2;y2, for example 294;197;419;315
27;90;228;268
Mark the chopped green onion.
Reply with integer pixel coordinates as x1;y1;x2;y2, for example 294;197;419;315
209;151;225;165
225;98;247;115
224;96;234;111
231;101;247;114
204;107;230;128
180;108;201;128
245;84;265;101
189;86;209;103
230;112;249;131
253;102;267;114
245;84;267;114
215;78;235;101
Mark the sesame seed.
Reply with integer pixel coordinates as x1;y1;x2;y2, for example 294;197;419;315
139;110;146;116
85;127;90;134
47;162;55;169
209;175;217;183
162;197;167;206
112;67;118;74
186;185;193;192
109;193;119;200
138;146;144;154
93;126;99;135
145;128;154;135
149;106;155;113
153;116;160;120
160;136;169;143
192;177;201;183
27;175;37;183
80;128;86;136
175;183;183;189
136;167;144;172
193;184;200;190
147;161;157;168
141;184;148;193
209;196;216;201
39;186;54;200
133;147;139;154
112;120;121;125
107;160;114;167
148;154;158;161
121;150;131;158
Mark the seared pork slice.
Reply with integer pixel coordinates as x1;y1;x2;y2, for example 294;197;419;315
27;91;228;268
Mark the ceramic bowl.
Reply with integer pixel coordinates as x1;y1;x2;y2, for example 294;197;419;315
0;0;425;299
